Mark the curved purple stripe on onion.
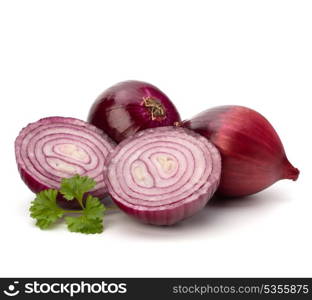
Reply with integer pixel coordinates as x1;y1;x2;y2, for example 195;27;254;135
104;127;221;225
87;80;181;142
15;117;116;208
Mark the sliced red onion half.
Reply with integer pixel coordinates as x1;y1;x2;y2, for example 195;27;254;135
15;117;116;208
104;127;221;225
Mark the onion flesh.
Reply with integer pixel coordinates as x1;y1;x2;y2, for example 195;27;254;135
15;117;116;208
183;105;299;197
87;80;181;142
104;127;221;225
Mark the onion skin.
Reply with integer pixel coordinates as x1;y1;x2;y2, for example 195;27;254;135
183;105;299;197
87;80;181;142
15;117;116;209
104;127;221;225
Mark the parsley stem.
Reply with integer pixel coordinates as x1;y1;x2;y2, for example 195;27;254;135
77;196;85;209
63;210;83;213
106;206;118;211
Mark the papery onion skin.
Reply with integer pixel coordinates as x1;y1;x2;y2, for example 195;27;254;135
183;105;299;197
15;117;116;209
104;126;221;225
87;80;181;142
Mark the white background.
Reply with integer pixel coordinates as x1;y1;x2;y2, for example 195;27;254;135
0;0;311;277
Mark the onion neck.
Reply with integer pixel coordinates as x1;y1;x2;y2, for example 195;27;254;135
143;97;166;120
282;159;299;181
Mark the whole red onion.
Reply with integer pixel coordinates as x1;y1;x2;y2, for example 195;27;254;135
183;105;299;197
87;80;181;142
15;117;116;208
104;127;221;225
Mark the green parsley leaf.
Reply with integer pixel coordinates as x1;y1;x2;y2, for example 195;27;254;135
29;176;106;234
83;195;106;219
29;189;64;229
65;196;105;234
60;174;96;203
65;217;103;234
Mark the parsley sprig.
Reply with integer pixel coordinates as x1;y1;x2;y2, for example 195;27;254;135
29;175;106;234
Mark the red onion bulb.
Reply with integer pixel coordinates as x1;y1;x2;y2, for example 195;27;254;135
87;80;181;142
183;105;299;197
104;127;221;225
15;117;116;208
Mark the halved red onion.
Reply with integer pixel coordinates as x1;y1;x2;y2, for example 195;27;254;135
15;117;116;208
104;127;221;225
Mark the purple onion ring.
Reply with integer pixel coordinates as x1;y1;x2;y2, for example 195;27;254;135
104;126;221;225
15;117;116;205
